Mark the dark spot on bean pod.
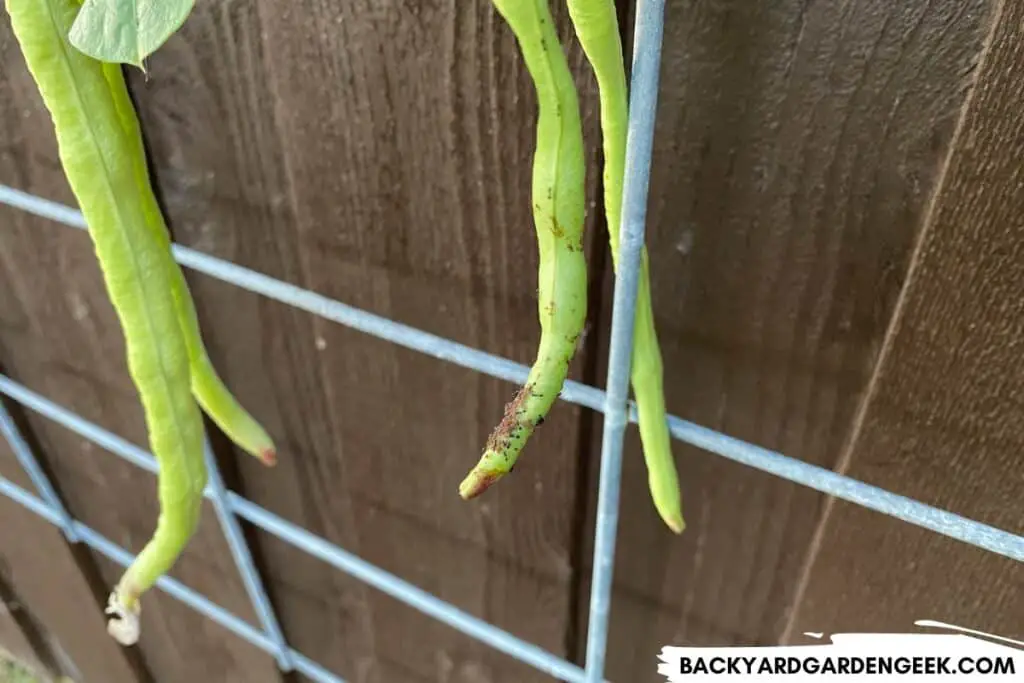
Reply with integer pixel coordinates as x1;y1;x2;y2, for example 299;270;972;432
484;384;534;454
550;217;565;239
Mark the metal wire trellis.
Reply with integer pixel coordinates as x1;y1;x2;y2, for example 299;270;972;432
0;1;1021;682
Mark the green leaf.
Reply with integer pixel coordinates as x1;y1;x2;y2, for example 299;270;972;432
68;0;195;67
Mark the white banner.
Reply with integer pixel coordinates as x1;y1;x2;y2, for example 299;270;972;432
657;621;1023;682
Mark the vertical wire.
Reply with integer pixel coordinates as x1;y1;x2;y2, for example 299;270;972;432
201;437;294;671
584;0;668;679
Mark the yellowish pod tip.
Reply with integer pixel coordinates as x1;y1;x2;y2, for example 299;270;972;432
458;468;505;499
666;515;686;534
655;487;686;533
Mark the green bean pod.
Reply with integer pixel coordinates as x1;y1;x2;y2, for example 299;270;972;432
4;0;253;644
102;63;277;467
459;0;587;498
565;0;684;533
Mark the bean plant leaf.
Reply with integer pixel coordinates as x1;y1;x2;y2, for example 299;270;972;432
68;0;195;67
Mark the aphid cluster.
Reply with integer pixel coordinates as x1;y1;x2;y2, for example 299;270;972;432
458;0;588;500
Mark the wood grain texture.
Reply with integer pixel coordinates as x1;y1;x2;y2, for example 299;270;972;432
0;15;283;683
122;1;602;681
0;611;44;681
785;0;1024;642
0;560;53;681
0;405;142;683
2;0;1018;681
575;0;998;678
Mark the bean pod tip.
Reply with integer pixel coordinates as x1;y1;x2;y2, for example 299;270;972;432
105;590;141;646
458;465;505;500
258;447;277;467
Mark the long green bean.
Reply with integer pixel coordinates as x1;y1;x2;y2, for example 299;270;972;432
459;0;588;499
102;64;277;466
4;0;274;645
566;0;683;532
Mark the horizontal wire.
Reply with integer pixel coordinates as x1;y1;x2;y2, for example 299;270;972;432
0;185;1020;563
0;478;344;683
0;375;591;683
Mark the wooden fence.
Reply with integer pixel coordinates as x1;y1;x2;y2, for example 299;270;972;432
0;1;1021;682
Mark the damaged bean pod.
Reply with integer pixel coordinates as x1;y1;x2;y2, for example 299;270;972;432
459;0;588;498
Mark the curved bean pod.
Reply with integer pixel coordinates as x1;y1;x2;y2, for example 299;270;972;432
565;0;684;533
102;66;277;466
6;0;236;644
459;0;587;498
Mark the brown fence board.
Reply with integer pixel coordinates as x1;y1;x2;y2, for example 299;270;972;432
0;408;143;683
575;0;999;678
121;1;603;681
0;16;283;683
785;0;1024;642
0;603;45;681
0;498;136;683
0;522;54;683
0;421;54;681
